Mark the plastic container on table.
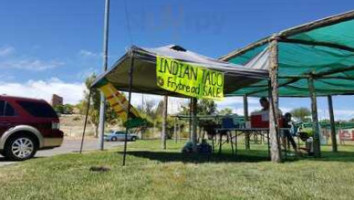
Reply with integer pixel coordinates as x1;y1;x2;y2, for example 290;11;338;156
251;110;283;128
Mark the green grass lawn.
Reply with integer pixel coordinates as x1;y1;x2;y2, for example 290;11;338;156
1;140;354;200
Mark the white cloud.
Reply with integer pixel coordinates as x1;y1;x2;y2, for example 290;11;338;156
0;45;63;71
0;78;85;104
78;50;100;58
0;46;15;56
0;59;64;71
76;67;99;80
216;96;258;108
334;110;354;117
128;93;187;114
1;78;351;120
0;79;187;112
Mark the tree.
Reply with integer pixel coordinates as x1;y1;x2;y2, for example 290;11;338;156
178;99;217;116
53;105;64;114
197;99;217;115
290;107;311;122
142;100;156;119
79;74;119;137
218;108;233;115
63;104;74;114
155;100;165;119
54;104;74;114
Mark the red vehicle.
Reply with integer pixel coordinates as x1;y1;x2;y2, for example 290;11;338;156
0;95;63;161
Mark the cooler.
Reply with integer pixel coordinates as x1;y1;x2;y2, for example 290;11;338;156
251;110;283;128
251;111;269;128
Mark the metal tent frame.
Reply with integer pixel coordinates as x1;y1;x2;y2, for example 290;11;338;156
80;45;269;165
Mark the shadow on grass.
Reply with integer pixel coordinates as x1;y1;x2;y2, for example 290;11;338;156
120;150;271;163
121;149;354;163
0;156;43;162
309;151;354;162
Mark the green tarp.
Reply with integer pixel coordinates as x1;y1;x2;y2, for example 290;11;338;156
221;10;354;97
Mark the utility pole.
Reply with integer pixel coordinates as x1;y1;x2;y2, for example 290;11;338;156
98;0;110;150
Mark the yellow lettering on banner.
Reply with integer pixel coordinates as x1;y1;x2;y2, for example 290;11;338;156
156;56;224;100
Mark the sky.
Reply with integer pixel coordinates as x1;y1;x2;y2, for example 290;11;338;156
0;0;354;120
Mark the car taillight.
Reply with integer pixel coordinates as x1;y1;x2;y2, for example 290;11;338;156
52;122;60;130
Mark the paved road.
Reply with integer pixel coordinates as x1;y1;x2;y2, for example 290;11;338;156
0;137;123;167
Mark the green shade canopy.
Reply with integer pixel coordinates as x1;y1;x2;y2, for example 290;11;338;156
221;10;354;97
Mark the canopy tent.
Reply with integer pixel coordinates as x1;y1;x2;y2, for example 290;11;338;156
91;45;268;96
85;44;269;165
220;10;354;97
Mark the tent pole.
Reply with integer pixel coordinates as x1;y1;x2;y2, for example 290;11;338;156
189;98;192;140
327;95;338;152
269;37;282;163
243;95;250;150
79;90;92;154
174;118;178;143
178;119;181;142
122;50;135;166
308;75;321;157
161;95;168;149
191;98;198;151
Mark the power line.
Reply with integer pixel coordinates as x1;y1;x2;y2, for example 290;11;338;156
123;0;133;45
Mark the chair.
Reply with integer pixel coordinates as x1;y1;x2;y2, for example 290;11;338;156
222;117;238;129
218;117;239;155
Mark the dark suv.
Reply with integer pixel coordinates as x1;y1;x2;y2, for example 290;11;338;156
0;95;64;161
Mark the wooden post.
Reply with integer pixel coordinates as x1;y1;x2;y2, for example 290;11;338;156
161;95;168;149
243;95;250;150
191;98;198;151
308;75;321;157
327;95;338;152
268;37;282;163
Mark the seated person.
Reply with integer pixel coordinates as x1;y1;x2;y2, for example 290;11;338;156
259;97;282;115
298;132;314;156
282;113;298;154
259;97;269;111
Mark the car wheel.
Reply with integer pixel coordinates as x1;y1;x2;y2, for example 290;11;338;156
111;137;118;141
4;135;37;161
131;136;137;141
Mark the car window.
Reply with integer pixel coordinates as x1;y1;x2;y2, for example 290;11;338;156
4;102;16;116
17;101;58;118
0;100;4;116
0;101;16;117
